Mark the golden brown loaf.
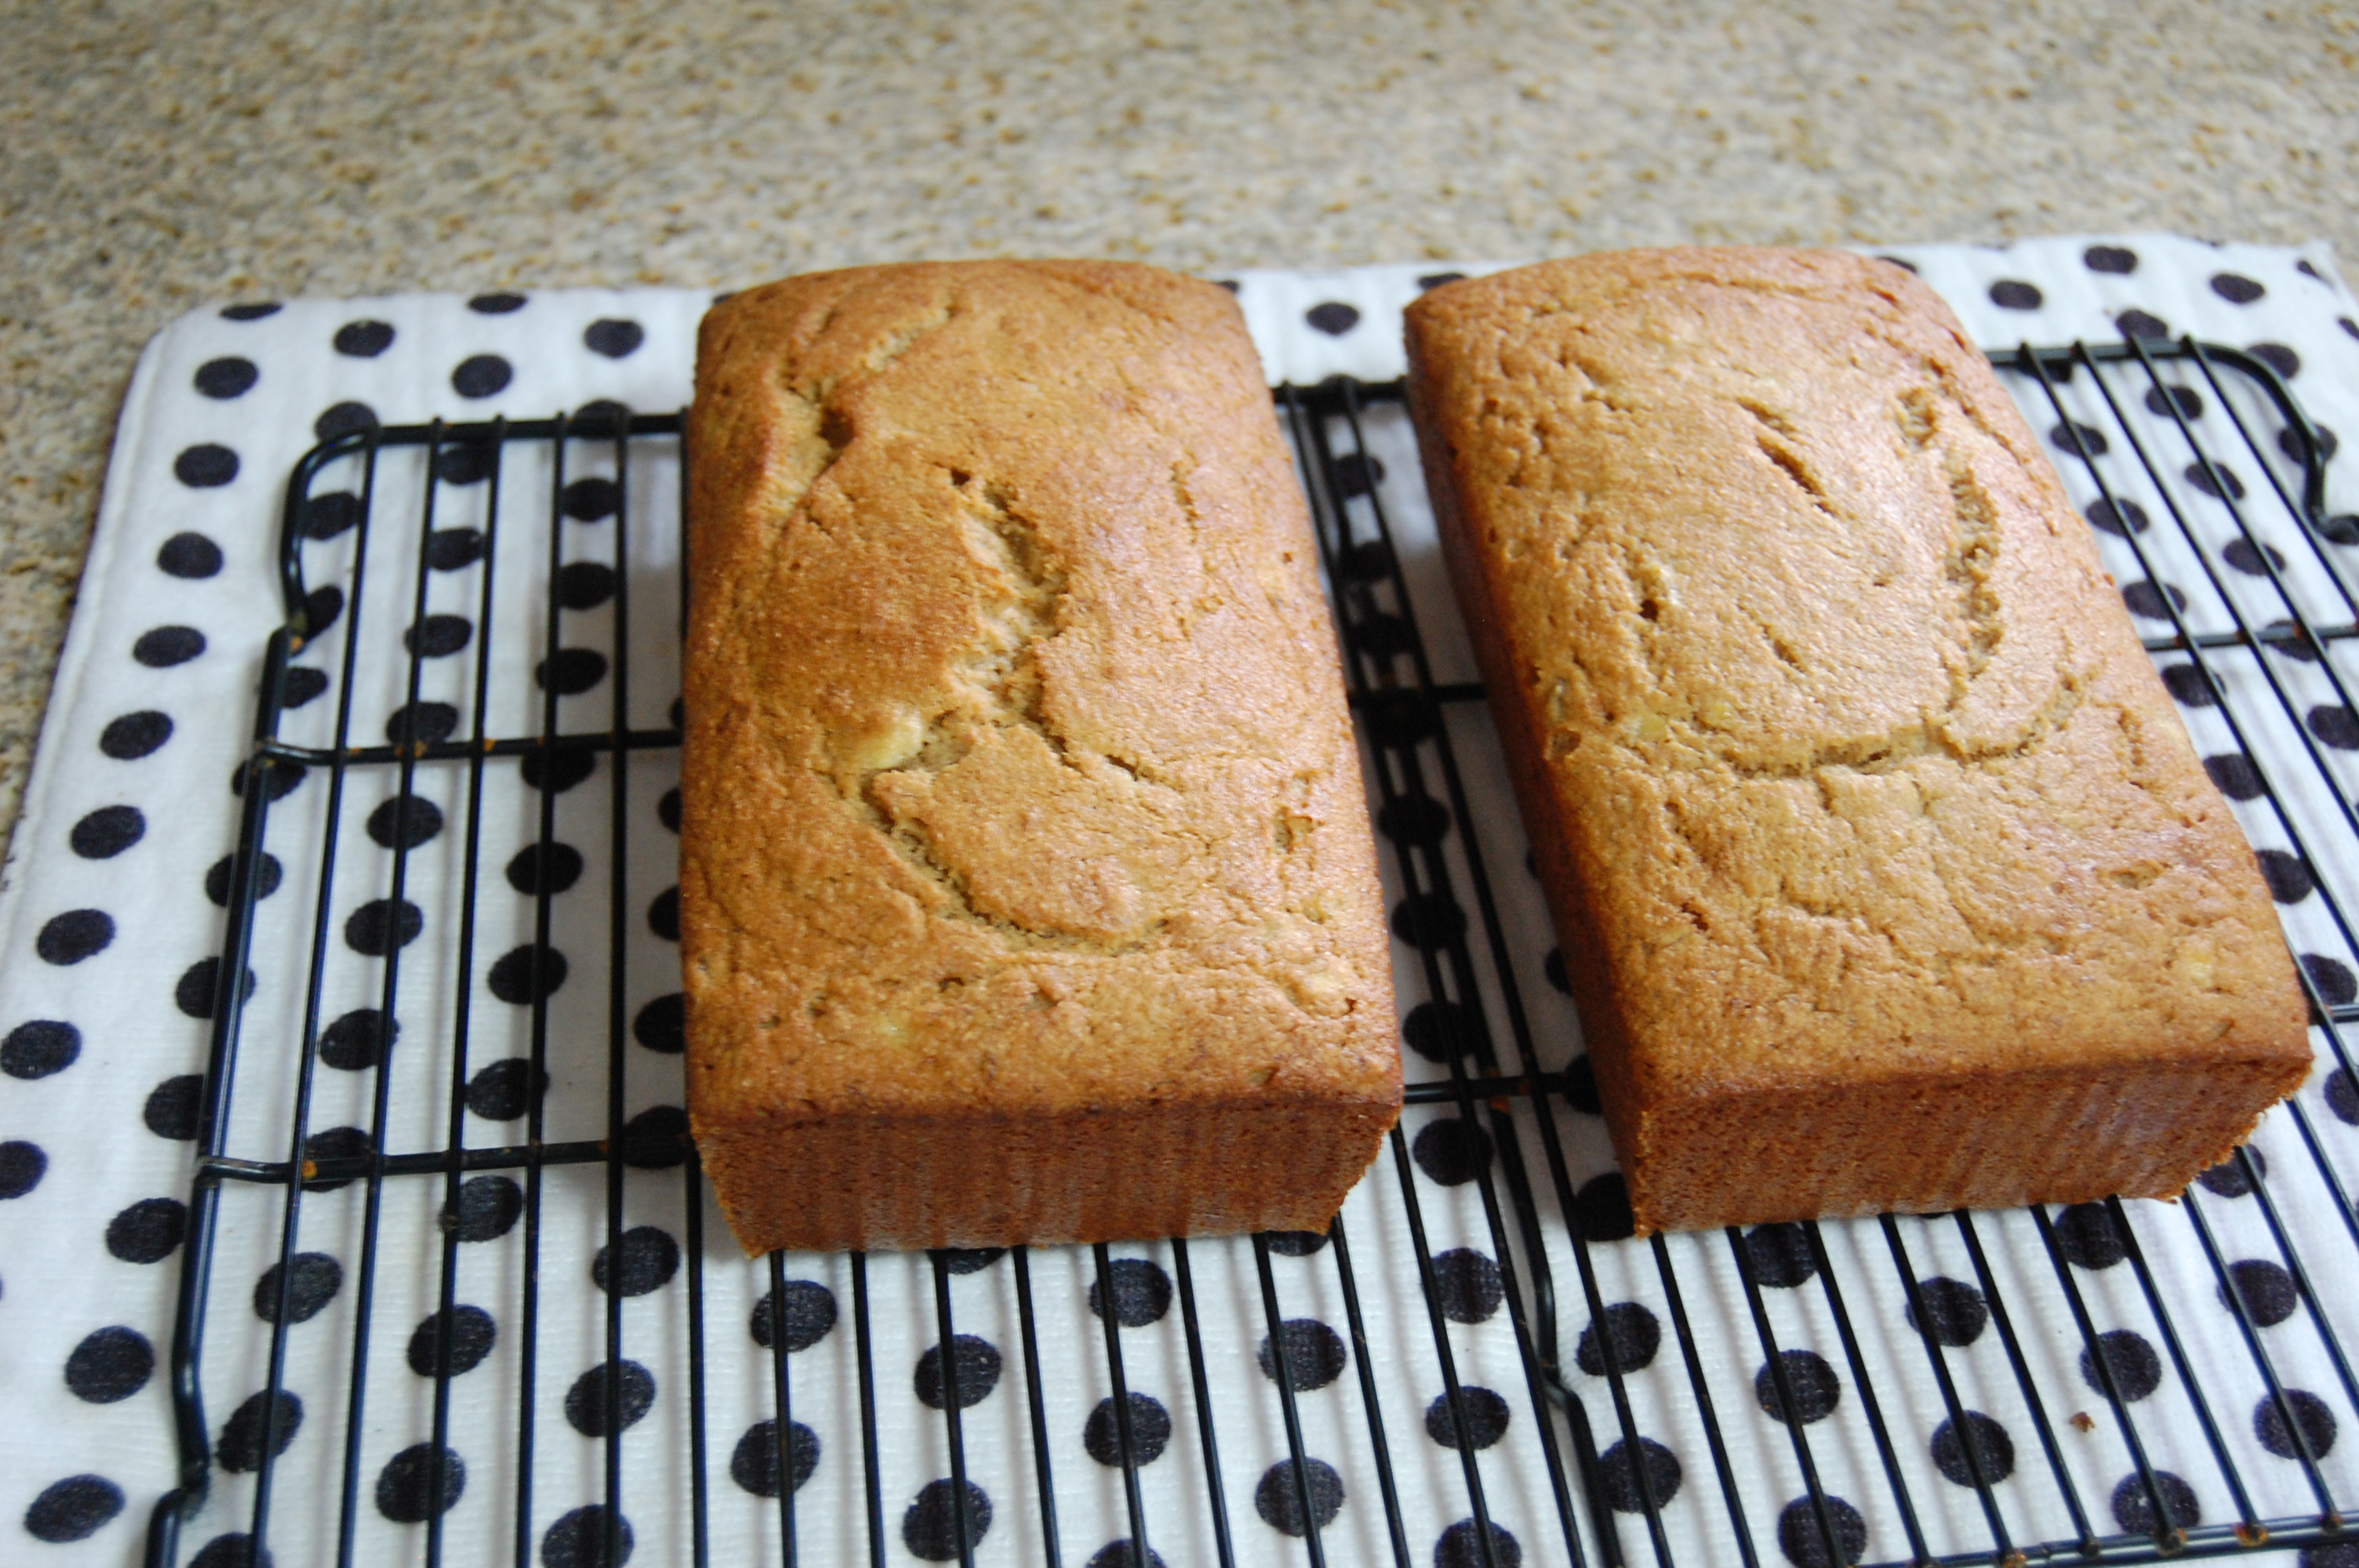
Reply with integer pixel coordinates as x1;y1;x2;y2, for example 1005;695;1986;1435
682;260;1399;1254
1404;247;2310;1234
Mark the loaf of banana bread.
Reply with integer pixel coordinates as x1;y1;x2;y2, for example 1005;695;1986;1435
1405;247;2310;1233
682;260;1399;1254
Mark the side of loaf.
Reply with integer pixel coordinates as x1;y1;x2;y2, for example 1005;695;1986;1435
682;259;1400;1254
1403;247;2310;1234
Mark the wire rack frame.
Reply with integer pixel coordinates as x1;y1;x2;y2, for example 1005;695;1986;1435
142;342;2359;1568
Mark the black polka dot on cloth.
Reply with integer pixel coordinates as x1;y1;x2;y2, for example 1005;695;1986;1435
176;956;255;1021
231;757;307;801
1430;1248;1503;1324
106;1196;187;1261
303;583;345;637
1089;1257;1172;1327
465;1058;546;1121
593;1225;680;1297
2312;705;2359;750
1563;1055;1601;1115
2282;424;2340;465
538;648;609;695
1907;1276;1989;1347
562;475;621;521
256;1252;342;1325
2;1018;79;1080
656;788;682;833
556;560;619;610
2049;420;2107;457
175;444;239;488
1778;1493;1867;1568
408;1303;496;1377
344;897;423;956
450;354;513;398
1543;948;1573;996
729;1418;820;1498
376;1443;466;1523
2326;1068;2359;1126
1361;688;1439;747
1263;1230;1328;1257
2303;953;2357;1006
314;401;376;441
584;318;645;358
564;1359;656;1436
2050;1202;2129;1269
1576;1171;1637;1241
70;803;144;858
36;909;114;965
1352;613;1415;659
2121;580;2187;620
1086;1541;1166;1568
2256;1388;2338;1460
0;1138;46;1199
185;1530;264;1566
158;531;224;578
2251;342;2302;379
2204;753;2264;800
1436;1519;1522;1568
1253;1457;1343;1537
1259;1318;1347;1391
1987;279;2042;310
1401;999;1485;1063
1576;1301;1662;1376
2223;537;2288;576
2256;850;2315;906
1744;1221;1819;1287
1085;1392;1173;1466
443;1174;523;1243
2117;309;2172;341
296;491;359;540
2111;1468;2200;1534
2184;461;2247;501
434;441;496;487
470;292;527;314
668;696;685;731
2209;272;2266;304
1390;891;1467;948
1930;1410;2016;1486
426;528;486;571
1424;1386;1511;1450
1756;1348;1841;1425
620;1104;689;1168
2161;662;2219;707
2086;497;2149;537
1305;302;1361;336
386;701;460;746
317;1008;394;1071
23;1474;125;1543
487;943;568;1004
1412;1116;1492;1186
99;707;172;759
1332;451;1387;498
2085;245;2139;274
2302;1545;2359;1568
334;319;394;357
216;1388;302;1472
647;887;680;942
2146;383;2204;419
300;1125;373;1192
64;1325;154;1403
144;1073;204;1141
222;301;283;320
903;1478;993;1560
405;614;473;658
1418;271;1467;290
194;356;259;398
542;1504;633;1568
751;1278;838;1351
133;625;206;667
1376;793;1450;849
2081;1327;2163;1401
632;993;684;1054
1597;1436;1683;1511
1339;538;1394;581
281;666;329;708
2220;1257;2299;1326
205;851;285;906
366;794;443;851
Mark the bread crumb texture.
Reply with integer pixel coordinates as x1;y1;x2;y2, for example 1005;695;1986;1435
684;260;1397;1250
1406;248;2309;1230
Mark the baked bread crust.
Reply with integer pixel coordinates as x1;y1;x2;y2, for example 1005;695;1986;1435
683;260;1399;1254
1404;247;2310;1233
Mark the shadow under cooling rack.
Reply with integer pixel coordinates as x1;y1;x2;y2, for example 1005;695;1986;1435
151;341;2359;1568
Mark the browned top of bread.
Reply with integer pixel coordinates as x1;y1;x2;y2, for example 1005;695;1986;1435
1405;247;2307;1103
683;260;1397;1130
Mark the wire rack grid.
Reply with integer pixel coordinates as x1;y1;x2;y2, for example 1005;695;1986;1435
145;340;2359;1568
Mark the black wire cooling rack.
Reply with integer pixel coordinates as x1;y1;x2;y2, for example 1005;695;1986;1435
149;339;2359;1568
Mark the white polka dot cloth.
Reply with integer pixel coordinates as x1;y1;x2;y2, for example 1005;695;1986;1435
5;237;2359;1568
